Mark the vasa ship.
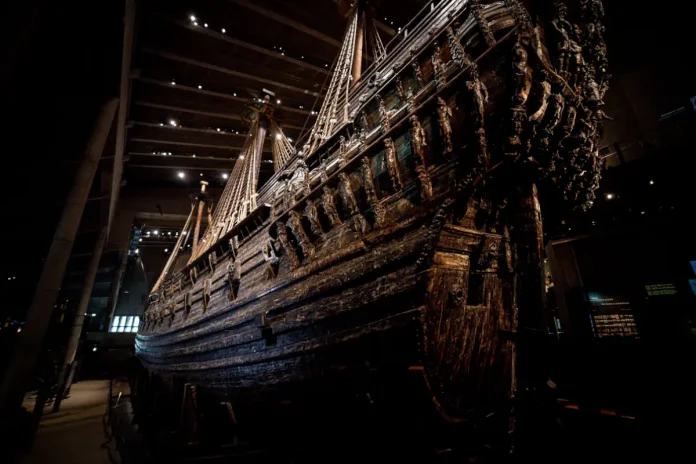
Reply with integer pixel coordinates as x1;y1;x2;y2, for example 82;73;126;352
135;0;609;449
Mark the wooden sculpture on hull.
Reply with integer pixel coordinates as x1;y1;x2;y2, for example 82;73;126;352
135;0;610;452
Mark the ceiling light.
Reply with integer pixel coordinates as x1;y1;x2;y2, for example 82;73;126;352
276;133;282;140
649;180;654;185
217;128;220;131
222;28;226;33
177;172;185;179
168;231;172;235
301;56;304;59
92;347;97;352
171;81;176;85
192;154;196;158
239;155;245;160
169;119;177;126
153;230;159;235
164;248;169;252
198;85;202;89
193;21;198;26
159;123;164;126
233;93;237;96
605;193;614;200
325;64;328;67
204;23;208;28
135;248;140;254
190;15;196;22
200;173;203;177
222;173;229;179
92;313;97;317
139;238;142;242
277;99;281;104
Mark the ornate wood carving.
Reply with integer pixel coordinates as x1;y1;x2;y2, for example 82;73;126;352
377;95;390;132
321;186;342;227
471;0;496;47
261;241;278;279
339;136;347;166
361;157;385;226
288;210;315;260
446;27;473;69
410;115;432;200
436;97;453;156
431;45;447;89
338;173;367;233
275;221;300;270
303;199;323;236
382;138;403;191
227;260;241;299
412;60;424;88
395;77;406;103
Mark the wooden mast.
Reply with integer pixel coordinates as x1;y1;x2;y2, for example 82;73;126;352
352;10;364;85
192;181;209;252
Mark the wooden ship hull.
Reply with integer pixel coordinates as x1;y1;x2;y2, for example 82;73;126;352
134;0;609;449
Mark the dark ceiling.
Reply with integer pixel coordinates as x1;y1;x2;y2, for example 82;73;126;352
124;0;430;189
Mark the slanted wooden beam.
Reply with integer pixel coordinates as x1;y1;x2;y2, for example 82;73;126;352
142;48;324;97
171;19;331;75
228;0;342;47
108;0;137;239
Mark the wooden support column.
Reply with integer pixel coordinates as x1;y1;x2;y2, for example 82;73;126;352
0;99;118;420
53;226;108;412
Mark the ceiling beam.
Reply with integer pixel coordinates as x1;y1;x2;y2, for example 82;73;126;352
129;152;241;161
133;101;305;131
228;0;342;47
128;164;274;171
130;121;248;137
142;48;324;98
138;77;315;116
171;19;331;75
130;137;247;151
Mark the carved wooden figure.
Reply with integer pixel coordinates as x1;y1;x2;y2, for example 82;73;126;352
361;157;385;226
437;97;454;155
319;186;341;228
382;138;403;191
275;221;300;270
288;210;315;260
431;45;447;89
303;199;323;236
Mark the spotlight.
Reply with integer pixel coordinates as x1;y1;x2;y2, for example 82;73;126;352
649;180;655;185
190;15;196;21
198;85;202;89
605;193;614;200
276;133;282;140
177;172;185;179
164;249;169;252
222;28;226;33
222;173;229;179
277;99;281;104
169;119;177;126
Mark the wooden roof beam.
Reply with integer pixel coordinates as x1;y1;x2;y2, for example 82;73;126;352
128;163;274;171
129;152;244;160
130;121;249;137
142;48;324;98
133;101;305;130
170;19;331;75
228;0;342;47
137;77;316;116
130;138;262;152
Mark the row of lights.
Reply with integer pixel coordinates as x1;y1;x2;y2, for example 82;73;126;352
176;171;229;180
